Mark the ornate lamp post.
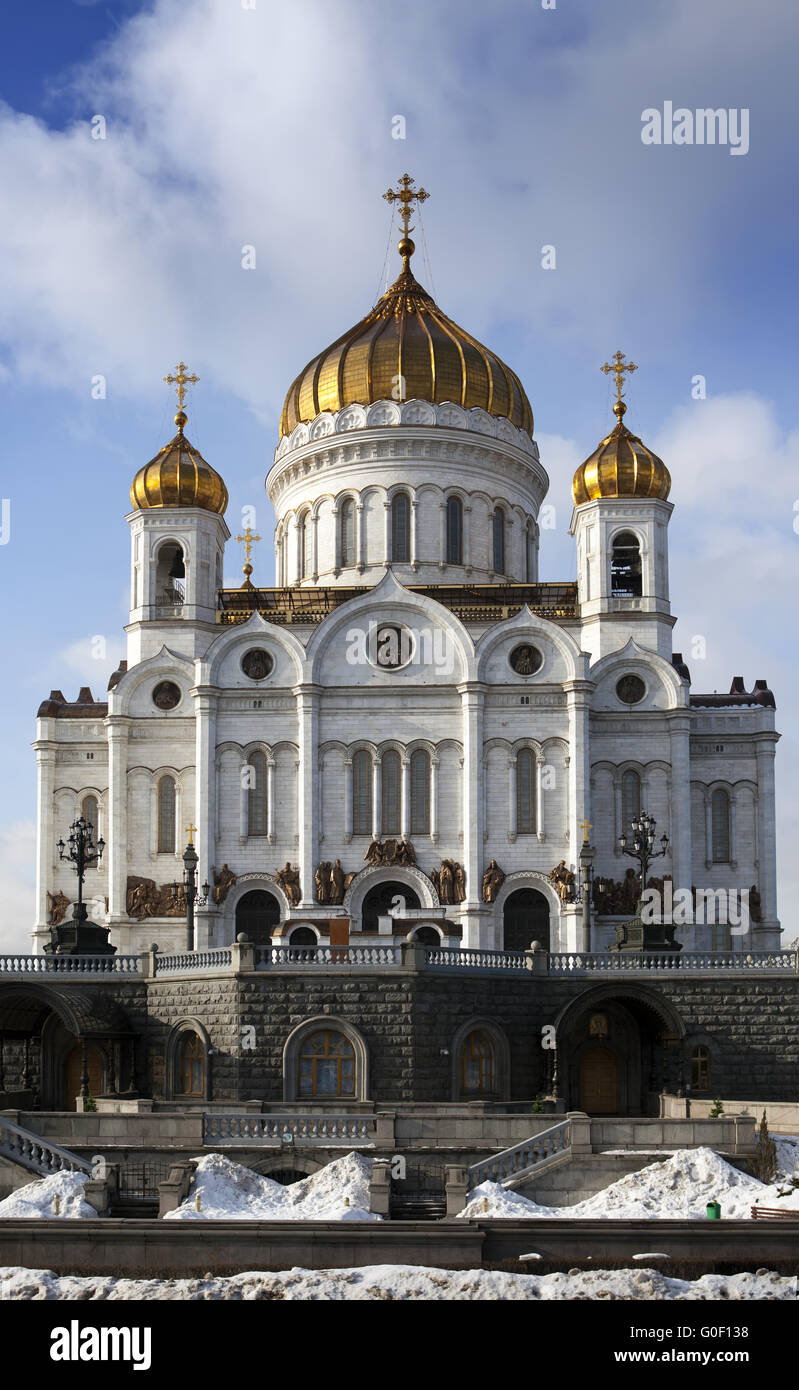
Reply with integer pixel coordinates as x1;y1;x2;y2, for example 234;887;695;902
617;811;669;894
47;815;114;954
172;826;209;952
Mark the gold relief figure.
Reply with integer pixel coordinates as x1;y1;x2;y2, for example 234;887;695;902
481;859;505;904
548;860;576;903
212;864;237;905
315;861;331;903
277;862;301;907
329;859;345;905
47;889;71;925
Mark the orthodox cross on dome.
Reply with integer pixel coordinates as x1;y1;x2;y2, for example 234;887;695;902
234;526;262;584
163;361;199;411
383;173;430;244
601;350;637;419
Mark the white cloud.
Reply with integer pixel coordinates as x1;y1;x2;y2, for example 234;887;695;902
0;821;36;952
54;635;125;692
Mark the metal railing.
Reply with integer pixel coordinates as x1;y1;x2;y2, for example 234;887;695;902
203;1113;377;1145
0;1115;93;1178
467;1118;572;1190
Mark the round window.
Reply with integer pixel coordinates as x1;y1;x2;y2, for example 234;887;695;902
367;623;415;670
509;644;543;676
616;674;646;705
152;680;181;710
241;648;274;681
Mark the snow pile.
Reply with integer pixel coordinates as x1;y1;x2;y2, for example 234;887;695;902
459;1146;799;1221
774;1133;799;1183
0;1171;95;1221
0;1264;795;1300
165;1151;380;1222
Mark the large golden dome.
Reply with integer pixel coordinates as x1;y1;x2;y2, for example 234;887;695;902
280;237;534;439
131;411;228;515
572;399;671;506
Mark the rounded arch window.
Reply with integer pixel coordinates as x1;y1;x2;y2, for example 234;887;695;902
493;508;505;574
298;1030;356;1098
691;1045;711;1092
177;1030;205;1097
156;542;185;605
81;795;99;859
410;749;430;835
621;769;641;833
711;788;731;863
298;511;312;579
352;750;372;836
611;531;642;597
235;890;281;945
157;775;176;853
340;498;356;567
391;492;410;563
381;750;401;836
446;496;463;565
460;1030;495;1097
288;926;318;949
246;750;268;837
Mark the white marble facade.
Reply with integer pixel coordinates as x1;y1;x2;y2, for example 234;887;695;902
33;398;781;956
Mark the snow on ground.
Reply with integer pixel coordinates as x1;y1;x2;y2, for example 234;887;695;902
459;1146;799;1221
774;1134;799;1181
165;1151;380;1222
0;1264;794;1300
0;1172;95;1220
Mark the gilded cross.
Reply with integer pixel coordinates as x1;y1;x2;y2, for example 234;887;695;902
234;527;262;569
600;351;637;406
579;818;593;842
164;361;200;410
383;173;430;238
185;823;198;843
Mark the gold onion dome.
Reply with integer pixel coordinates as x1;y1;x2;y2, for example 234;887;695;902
131;364;228;514
572;352;671;505
279;235;533;439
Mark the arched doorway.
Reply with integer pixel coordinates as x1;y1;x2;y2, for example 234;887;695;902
503;888;550;951
63;1043;104;1110
410;926;441;947
361;881;420;932
235;890;281;945
579;1047;618;1114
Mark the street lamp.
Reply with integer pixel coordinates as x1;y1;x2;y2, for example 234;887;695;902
171;829;209;952
49;815;113;955
618;811;669;895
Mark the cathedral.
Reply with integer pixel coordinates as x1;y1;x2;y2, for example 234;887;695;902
20;178;793;1116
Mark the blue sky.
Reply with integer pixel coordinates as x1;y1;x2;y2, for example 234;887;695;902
0;0;797;945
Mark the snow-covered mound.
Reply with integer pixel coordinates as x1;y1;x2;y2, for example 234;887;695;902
165;1151;380;1221
774;1133;799;1182
0;1263;794;1300
459;1146;799;1221
0;1171;95;1220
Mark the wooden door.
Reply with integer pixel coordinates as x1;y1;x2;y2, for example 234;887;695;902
579;1047;618;1114
63;1044;103;1110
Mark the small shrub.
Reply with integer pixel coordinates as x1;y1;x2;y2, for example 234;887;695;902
751;1111;777;1185
709;1097;725;1118
532;1096;545;1114
83;1096;97;1113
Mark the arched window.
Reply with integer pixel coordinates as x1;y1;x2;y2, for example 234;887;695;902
247;750;268;837
299;1030;356;1098
446;496;463;565
503;888;550;952
460;1030;495;1097
288;927;318;949
177;1031;205;1097
516;749;536;835
157;775;176;854
298;511;312;579
691;1045;711;1092
340;498;355;568
493;508;505;574
410;749;430;835
235;890;280;946
611;531;642;596
391;493;410;563
361;881;420;932
711;788;731;862
352;750;372;836
620;769;641;836
381;750;401;836
155;542;185;606
81;796;99;862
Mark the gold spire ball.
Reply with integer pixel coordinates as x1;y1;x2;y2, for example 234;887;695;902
571;352;671;505
131;362;228;515
279;176;533;438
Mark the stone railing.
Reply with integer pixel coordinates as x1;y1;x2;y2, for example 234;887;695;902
202;1113;379;1145
0;1114;93;1178
466;1117;573;1190
425;946;533;974
153;950;232;975
549;950;798;976
256;944;403;969
0;954;141;976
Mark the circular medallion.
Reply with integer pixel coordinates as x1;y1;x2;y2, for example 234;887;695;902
367;622;415;671
241;648;274;681
152;680;181;711
616;674;646;705
509;644;543;677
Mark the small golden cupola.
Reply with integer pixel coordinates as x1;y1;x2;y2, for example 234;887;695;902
572;352;671;506
279;175;534;439
131;362;228;515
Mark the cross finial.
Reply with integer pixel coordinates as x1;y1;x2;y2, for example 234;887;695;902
185;822;198;843
601;351;637;420
579;818;593;843
383;174;430;268
234;526;262;584
164;361;200;413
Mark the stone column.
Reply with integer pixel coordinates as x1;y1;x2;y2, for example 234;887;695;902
296;684;321;908
356;501;365;572
106;718;130;923
755;737;779;932
267;758;275;843
410;496;419;570
194;687;218;890
430;756;439;842
536;755;546;842
400;757;410;840
565;681;592;856
668;713;692;899
372;755;382;840
463;503;472;569
460;683;486;928
507;756;517;842
383;499;391;565
438;502;446;568
343;757;353;842
34;739;57;932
